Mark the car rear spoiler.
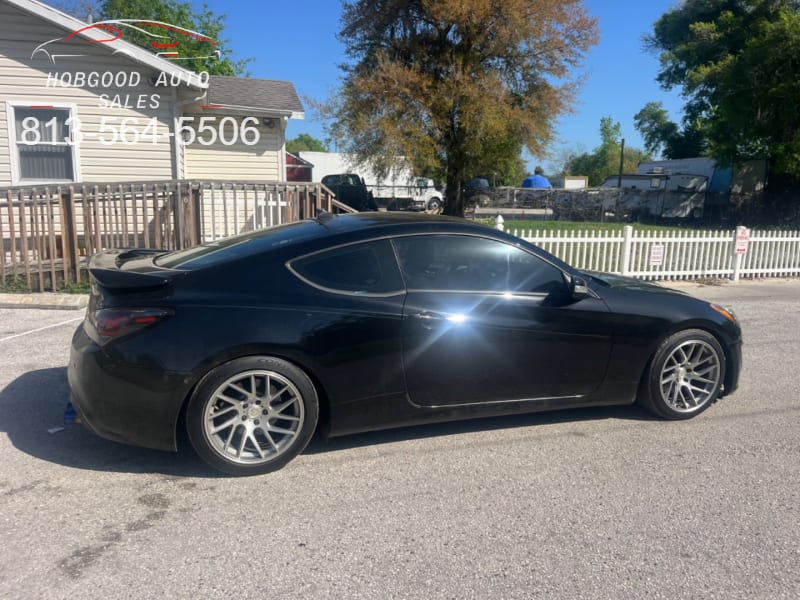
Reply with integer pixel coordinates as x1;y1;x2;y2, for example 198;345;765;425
88;249;171;291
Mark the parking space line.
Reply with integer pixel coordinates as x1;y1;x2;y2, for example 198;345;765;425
0;316;84;343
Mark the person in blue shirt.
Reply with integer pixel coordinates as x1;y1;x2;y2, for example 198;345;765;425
522;166;552;188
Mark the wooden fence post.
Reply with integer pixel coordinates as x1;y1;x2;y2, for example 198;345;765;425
59;187;77;281
172;184;182;249
191;183;202;245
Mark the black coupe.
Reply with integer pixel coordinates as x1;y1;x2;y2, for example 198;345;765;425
69;212;742;475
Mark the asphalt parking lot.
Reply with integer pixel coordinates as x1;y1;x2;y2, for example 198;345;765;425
1;279;799;599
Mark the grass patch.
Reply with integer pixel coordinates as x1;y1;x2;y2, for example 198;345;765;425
0;275;90;294
56;280;91;294
0;276;31;293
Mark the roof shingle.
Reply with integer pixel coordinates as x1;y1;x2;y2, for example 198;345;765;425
208;76;304;116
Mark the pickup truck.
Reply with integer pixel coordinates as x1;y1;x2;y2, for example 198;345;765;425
321;174;378;211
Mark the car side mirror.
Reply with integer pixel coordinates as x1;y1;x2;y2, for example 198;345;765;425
570;276;589;300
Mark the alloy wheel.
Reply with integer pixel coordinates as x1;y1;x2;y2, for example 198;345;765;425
202;369;305;465
658;339;722;413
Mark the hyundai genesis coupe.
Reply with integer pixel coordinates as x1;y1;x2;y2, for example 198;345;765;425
68;212;742;475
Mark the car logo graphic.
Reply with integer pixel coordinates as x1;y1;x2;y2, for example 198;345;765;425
31;19;220;63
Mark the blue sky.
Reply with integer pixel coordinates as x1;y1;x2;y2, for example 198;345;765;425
201;0;684;171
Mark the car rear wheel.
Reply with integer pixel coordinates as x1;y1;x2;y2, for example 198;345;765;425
186;356;318;475
638;329;725;420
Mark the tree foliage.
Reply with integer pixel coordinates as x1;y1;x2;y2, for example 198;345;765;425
325;0;598;215
94;0;253;75
565;117;650;186
647;0;800;176
286;134;329;153
633;102;708;159
468;135;528;187
633;102;676;157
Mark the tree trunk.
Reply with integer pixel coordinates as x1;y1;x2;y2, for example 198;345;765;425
443;132;467;217
443;175;465;217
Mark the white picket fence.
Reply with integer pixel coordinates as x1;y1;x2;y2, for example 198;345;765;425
503;222;800;281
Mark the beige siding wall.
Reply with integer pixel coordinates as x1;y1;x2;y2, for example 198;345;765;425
0;96;9;185
0;1;177;187
184;115;283;181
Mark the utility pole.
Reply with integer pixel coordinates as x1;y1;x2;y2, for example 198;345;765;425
617;138;625;188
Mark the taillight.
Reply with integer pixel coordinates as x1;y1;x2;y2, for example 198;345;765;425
91;308;173;343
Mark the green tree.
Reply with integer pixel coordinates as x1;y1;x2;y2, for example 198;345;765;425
633;102;708;159
633;102;678;157
566;117;650;186
51;0;252;75
324;0;598;215
472;136;528;187
286;134;329;153
647;0;800;176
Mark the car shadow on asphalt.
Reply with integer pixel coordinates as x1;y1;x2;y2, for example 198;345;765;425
0;367;220;478
1;367;656;477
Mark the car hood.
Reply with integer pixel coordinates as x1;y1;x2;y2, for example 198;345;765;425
581;270;691;297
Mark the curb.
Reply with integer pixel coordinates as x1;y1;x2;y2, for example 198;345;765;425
0;293;89;311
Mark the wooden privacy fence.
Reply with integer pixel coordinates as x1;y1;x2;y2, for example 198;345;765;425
505;223;800;281
1;180;350;291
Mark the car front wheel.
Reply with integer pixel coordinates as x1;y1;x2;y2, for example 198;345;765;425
186;356;318;475
638;329;725;420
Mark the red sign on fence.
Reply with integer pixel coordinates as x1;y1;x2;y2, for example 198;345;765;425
735;226;751;255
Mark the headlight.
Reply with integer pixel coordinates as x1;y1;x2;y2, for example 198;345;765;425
710;303;737;323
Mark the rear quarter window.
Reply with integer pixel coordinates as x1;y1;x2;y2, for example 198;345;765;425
289;239;403;295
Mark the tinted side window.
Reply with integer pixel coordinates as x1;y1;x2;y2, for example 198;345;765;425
393;235;564;293
290;240;403;294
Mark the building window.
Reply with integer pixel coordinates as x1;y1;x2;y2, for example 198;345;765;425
9;105;78;183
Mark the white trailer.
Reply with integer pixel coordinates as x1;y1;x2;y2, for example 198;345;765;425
601;173;709;219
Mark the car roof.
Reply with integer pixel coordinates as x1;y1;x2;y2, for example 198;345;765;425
184;212;495;254
224;212;507;255
234;211;518;250
314;211;471;234
158;211;574;274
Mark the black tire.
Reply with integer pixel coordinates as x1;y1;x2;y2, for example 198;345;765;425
186;356;319;475
427;198;442;211
638;329;725;420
